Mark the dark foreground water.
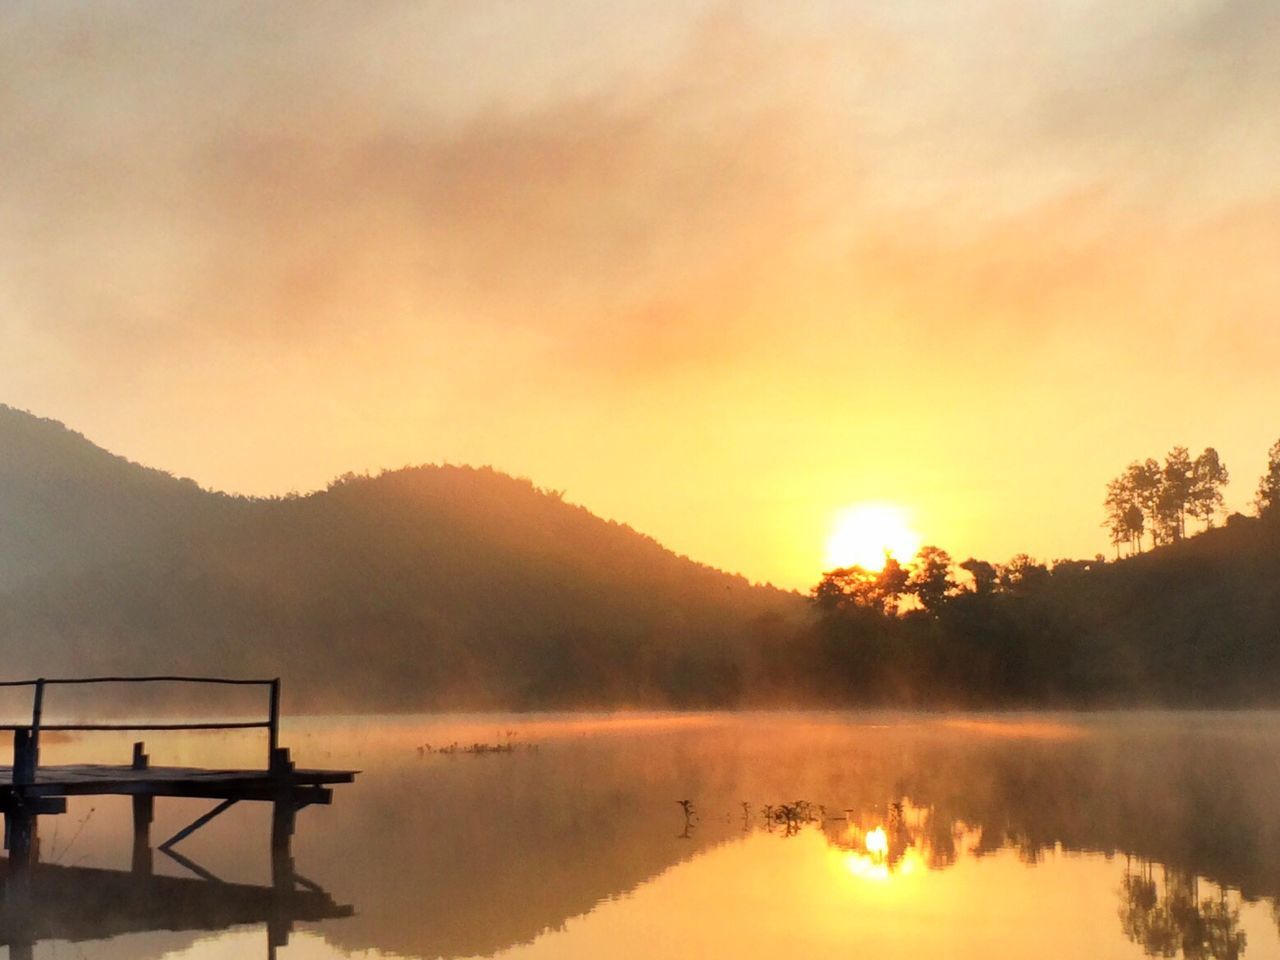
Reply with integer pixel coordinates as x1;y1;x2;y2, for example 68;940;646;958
7;711;1280;959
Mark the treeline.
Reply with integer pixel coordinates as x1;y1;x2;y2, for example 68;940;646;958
1103;446;1229;555
7;403;1280;710
1102;439;1280;556
784;519;1280;706
787;438;1280;706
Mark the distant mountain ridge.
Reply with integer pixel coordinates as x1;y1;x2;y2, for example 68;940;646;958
0;405;802;709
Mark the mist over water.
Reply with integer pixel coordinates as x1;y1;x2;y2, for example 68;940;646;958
6;711;1280;959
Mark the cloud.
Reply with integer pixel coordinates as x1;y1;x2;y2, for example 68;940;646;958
2;0;1280;584
1;4;858;387
5;1;1278;382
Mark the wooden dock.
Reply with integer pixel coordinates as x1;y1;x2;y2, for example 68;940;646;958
0;676;357;959
0;761;354;800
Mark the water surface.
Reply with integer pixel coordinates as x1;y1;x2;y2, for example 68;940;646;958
8;711;1280;959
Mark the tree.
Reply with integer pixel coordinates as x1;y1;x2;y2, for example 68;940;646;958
998;554;1049;592
1188;448;1229;530
811;558;910;616
959;558;998;595
1256;439;1280;519
909;546;955;613
1104;474;1145;556
1123;503;1145;550
1050;558;1093;579
1157;446;1194;542
1126;459;1165;550
812;569;858;612
876;557;910;615
1106;446;1230;551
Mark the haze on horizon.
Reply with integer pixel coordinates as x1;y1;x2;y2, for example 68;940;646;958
3;0;1279;589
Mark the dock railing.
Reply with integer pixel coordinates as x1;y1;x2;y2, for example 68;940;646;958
0;676;282;784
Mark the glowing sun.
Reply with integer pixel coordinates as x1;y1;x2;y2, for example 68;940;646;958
825;503;923;571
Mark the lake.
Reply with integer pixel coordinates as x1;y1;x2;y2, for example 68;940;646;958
8;710;1280;959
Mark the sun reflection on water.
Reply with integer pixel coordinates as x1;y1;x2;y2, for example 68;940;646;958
864;825;889;857
836;824;924;883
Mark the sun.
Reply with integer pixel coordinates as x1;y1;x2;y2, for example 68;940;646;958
825;503;923;572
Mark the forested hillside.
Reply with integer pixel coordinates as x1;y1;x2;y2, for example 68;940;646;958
797;515;1280;706
0;406;802;710
5;403;1279;712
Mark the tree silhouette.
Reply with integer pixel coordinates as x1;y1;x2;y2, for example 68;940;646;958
997;554;1048;593
959;557;997;595
1158;446;1194;542
1256;439;1280;518
1128;459;1166;550
909;546;956;612
1106;447;1230;551
1104;475;1145;556
1188;449;1230;530
811;558;910;616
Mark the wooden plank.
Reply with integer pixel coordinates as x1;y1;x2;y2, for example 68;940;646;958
0;764;356;780
33;722;272;732
0;676;276;687
0;763;355;800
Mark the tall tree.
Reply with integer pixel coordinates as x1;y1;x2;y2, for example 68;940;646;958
1126;459;1164;550
1104;474;1145;556
959;558;998;595
909;546;955;613
1123;503;1145;552
876;557;911;615
1157;446;1193;542
1257;439;1280;518
1188;448;1230;530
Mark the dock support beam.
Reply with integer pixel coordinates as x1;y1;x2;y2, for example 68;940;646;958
7;727;38;877
270;747;296;891
269;745;297;957
159;798;239;852
131;741;153;875
268;678;281;769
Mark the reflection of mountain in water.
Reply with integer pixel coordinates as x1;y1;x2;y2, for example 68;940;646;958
294;730;747;958
876;716;1280;901
299;714;1280;960
11;714;1280;960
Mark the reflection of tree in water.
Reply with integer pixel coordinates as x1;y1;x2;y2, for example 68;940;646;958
778;800;1248;960
1120;860;1246;960
812;800;975;875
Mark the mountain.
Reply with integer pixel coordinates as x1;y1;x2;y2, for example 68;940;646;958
0;406;803;711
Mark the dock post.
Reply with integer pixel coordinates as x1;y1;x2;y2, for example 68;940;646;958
270;747;296;892
12;726;36;788
8;682;45;879
29;679;44;770
268;678;281;770
131;741;154;875
268;745;298;950
7;727;37;873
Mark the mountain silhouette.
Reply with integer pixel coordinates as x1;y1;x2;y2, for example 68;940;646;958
0;405;801;710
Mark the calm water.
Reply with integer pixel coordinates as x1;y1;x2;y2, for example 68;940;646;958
7;711;1280;959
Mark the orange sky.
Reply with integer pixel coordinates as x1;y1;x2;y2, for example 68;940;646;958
4;1;1279;589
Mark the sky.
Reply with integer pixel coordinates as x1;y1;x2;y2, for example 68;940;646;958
3;0;1279;589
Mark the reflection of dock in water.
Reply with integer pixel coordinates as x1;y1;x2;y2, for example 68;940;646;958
0;676;358;959
0;857;352;958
